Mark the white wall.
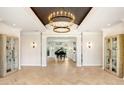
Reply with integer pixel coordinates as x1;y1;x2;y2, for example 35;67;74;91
21;31;41;66
20;30;103;67
0;23;21;69
20;25;104;67
82;31;103;66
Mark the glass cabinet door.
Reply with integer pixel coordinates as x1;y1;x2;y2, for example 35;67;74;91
11;38;16;70
111;37;117;73
105;38;111;70
12;38;18;70
6;37;18;73
6;37;12;73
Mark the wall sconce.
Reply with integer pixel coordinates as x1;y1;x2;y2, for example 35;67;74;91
87;41;92;48
31;42;37;48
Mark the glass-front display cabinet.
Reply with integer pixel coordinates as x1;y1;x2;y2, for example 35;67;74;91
104;34;124;78
0;34;19;77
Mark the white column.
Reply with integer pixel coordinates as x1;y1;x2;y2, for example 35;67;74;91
41;35;47;67
76;34;82;67
19;34;21;69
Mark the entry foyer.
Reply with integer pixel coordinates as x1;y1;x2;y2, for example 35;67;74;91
0;7;124;84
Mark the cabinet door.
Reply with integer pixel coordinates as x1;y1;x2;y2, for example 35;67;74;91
11;38;16;70
6;37;12;73
6;37;19;72
0;35;6;76
12;38;18;70
111;37;117;73
105;38;111;70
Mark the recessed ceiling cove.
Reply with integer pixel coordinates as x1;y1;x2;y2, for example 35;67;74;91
31;7;92;25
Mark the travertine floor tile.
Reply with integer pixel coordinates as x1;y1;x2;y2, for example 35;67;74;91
0;58;124;85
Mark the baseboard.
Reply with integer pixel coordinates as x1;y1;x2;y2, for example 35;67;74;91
76;65;82;67
41;65;47;67
83;64;102;66
21;64;41;66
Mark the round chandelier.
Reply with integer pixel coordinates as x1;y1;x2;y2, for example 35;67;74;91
48;10;75;33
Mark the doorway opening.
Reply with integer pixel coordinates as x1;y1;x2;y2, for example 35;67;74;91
47;37;77;66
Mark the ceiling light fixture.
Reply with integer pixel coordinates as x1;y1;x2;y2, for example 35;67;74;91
48;10;75;33
53;27;70;33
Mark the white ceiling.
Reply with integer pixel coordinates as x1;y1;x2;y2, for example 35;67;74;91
0;7;124;32
78;7;124;32
0;7;46;32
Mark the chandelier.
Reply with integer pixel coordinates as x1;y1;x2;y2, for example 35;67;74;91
48;10;75;33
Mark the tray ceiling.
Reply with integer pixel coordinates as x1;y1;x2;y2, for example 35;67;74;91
31;7;92;25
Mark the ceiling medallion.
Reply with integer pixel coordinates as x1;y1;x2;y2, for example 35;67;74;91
48;10;75;33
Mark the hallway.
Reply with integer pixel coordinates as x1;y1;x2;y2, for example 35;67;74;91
0;58;124;85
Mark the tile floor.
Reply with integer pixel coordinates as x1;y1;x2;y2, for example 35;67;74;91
0;58;124;85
